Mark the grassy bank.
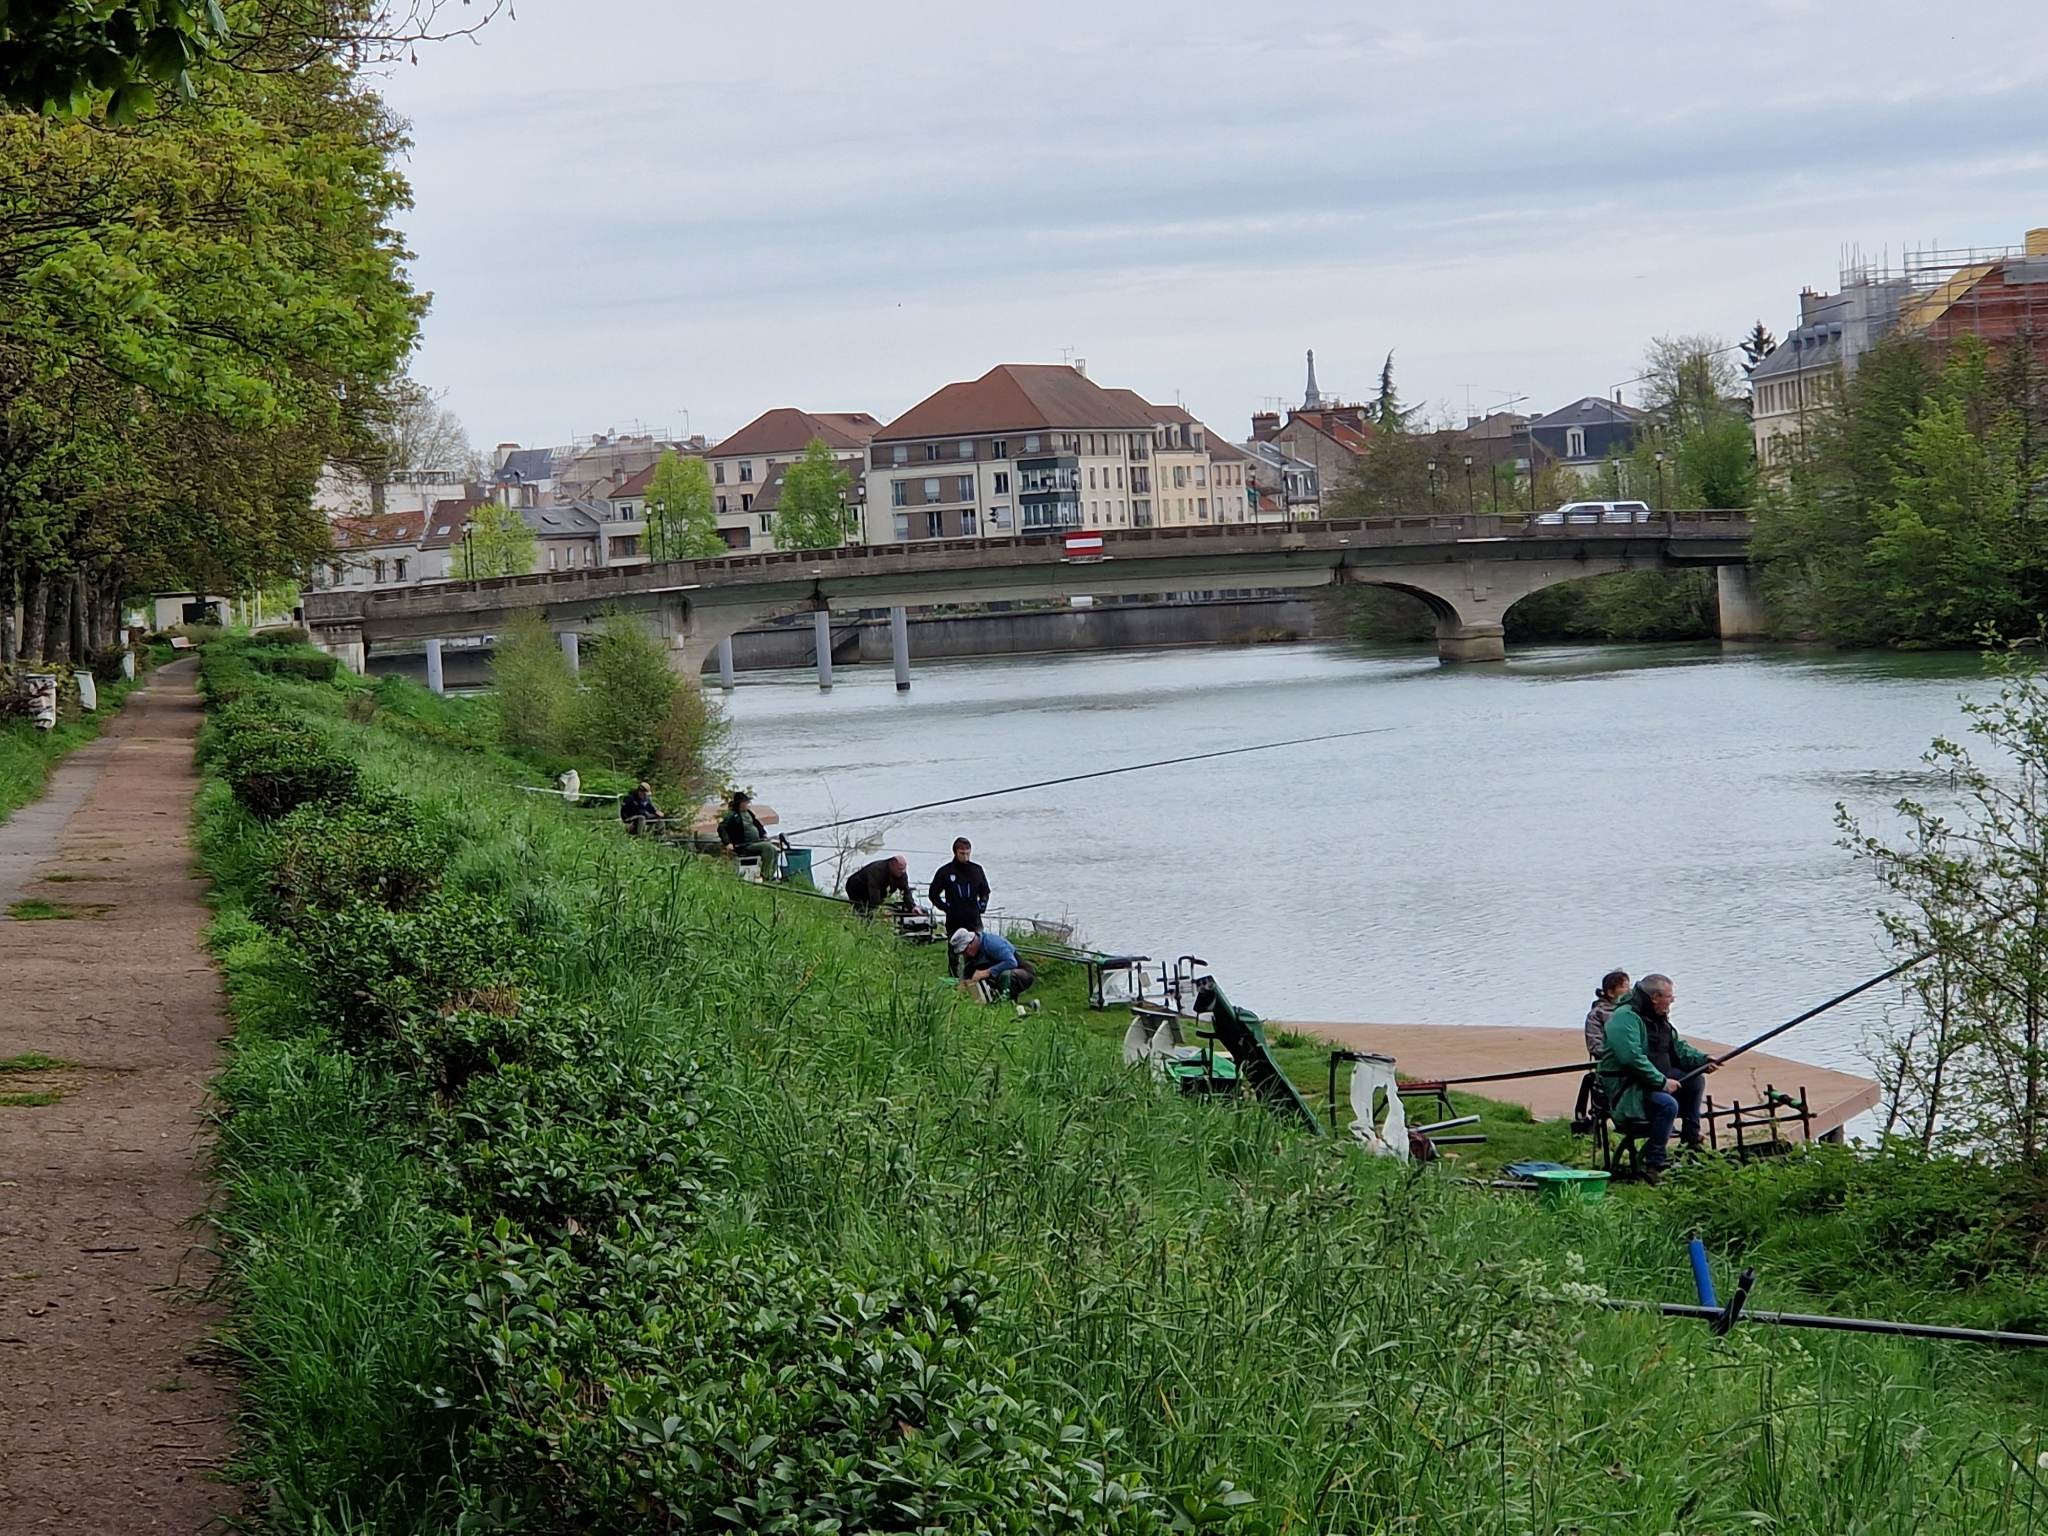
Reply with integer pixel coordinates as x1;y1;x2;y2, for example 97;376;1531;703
196;642;2048;1533
0;654;160;824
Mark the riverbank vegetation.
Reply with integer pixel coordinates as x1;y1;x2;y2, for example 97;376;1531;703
194;638;2048;1532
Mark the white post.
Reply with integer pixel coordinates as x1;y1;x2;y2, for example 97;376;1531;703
716;634;736;691
890;605;910;692
559;630;580;673
812;609;833;691
425;638;445;695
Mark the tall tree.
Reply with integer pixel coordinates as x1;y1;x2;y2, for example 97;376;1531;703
1741;321;1778;376
1369;351;1409;430
643;451;721;561
459;503;536;580
772;439;852;550
364;379;481;482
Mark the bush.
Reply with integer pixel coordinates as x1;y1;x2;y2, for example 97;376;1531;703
89;648;130;685
249;651;339;682
263;791;451;930
571;612;729;795
490;613;576;760
219;720;361;819
247;626;313;647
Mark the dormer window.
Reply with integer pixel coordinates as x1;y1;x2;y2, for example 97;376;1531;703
1565;427;1586;458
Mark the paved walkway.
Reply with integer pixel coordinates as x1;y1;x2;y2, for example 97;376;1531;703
0;660;235;1532
1284;1020;1881;1143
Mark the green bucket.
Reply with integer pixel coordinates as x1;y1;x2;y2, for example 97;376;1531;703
1527;1168;1611;1207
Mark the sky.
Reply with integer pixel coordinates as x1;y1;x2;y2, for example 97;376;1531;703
373;0;2048;452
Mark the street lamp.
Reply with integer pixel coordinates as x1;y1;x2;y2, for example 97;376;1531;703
1463;455;1475;515
1653;450;1667;508
1426;459;1439;508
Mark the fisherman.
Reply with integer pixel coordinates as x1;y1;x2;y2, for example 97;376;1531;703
951;928;1040;1018
1595;973;1717;1182
929;837;991;976
619;781;663;837
845;854;916;918
718;790;783;879
1583;969;1630;1058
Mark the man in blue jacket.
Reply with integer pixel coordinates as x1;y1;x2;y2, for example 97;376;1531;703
951;927;1039;1018
929;838;990;976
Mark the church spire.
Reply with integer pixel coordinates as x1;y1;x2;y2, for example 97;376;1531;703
1303;349;1323;410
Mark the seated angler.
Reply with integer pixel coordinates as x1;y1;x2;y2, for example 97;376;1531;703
717;790;783;878
619;781;663;837
1595;972;1717;1182
950;928;1040;1019
1583;968;1630;1058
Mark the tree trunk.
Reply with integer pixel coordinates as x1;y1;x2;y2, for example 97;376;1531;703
22;575;48;664
45;577;72;665
68;571;87;662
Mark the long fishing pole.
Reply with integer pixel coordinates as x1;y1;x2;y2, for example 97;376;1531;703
780;724;1404;839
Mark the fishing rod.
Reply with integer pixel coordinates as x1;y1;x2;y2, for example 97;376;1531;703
781;724;1405;839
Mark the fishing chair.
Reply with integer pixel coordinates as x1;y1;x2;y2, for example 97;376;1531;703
1574;1073;1648;1181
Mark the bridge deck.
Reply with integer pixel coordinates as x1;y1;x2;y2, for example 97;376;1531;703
1281;1019;1880;1143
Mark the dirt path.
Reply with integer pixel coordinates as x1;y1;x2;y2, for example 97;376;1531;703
0;660;236;1532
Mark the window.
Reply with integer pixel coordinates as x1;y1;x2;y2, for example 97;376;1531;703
992;439;1008;458
1129;434;1148;459
373;559;386;583
993;471;1010;494
925;443;942;461
547;549;558;570
739;461;754;482
923;477;942;503
1088;468;1097;489
1024;434;1041;452
924;510;943;538
892;445;908;465
958;440;974;459
957;475;973;501
892;481;909;507
1195;465;1207;486
759;514;773;533
1116;467;1124;488
1198;497;1208;519
714;462;725;484
741;493;753;511
962;509;978;535
1173;466;1188;488
989;507;1011;529
716;495;728;514
892;513;911;540
1565;426;1586;458
612;535;640;558
395;558;408;581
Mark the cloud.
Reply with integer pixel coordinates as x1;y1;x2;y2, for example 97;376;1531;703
377;0;2048;443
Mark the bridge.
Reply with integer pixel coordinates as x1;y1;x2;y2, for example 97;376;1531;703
302;512;1758;675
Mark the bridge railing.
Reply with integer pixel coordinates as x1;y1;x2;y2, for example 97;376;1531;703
331;510;1753;611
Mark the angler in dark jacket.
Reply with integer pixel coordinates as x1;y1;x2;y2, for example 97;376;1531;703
929;838;990;974
845;855;915;917
1595;973;1717;1177
717;790;782;879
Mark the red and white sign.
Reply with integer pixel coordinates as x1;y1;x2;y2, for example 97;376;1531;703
1063;530;1105;559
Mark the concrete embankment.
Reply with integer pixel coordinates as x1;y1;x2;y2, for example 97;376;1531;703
368;594;1332;687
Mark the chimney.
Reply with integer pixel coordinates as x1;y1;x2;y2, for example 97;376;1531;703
1072;357;1088;377
2027;227;2048;257
1251;411;1280;442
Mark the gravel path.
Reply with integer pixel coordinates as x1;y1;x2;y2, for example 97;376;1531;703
0;660;237;1531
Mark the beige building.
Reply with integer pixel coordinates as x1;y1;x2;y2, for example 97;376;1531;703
1749;274;1909;472
863;364;1249;543
1207;437;1255;522
706;408;879;552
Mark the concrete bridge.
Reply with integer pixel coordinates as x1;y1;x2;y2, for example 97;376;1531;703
303;512;1759;678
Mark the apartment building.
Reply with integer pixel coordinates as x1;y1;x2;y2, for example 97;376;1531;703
708;408;880;551
1208;437;1255;522
1243;440;1321;522
864;364;1255;542
1750;275;1909;470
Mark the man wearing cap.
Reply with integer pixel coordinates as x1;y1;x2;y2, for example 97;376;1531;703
951;927;1039;1017
718;790;783;879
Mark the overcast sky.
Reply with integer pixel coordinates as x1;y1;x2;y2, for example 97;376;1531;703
374;0;2048;450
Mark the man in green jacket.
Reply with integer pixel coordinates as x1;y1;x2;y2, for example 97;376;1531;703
1595;973;1717;1178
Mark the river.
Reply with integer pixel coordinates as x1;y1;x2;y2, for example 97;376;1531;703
722;640;1994;1081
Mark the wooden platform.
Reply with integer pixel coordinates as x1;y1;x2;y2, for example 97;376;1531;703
1282;1021;1881;1143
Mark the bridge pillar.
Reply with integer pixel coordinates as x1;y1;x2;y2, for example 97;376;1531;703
1435;619;1506;664
890;606;910;691
1716;564;1767;641
318;623;366;675
812;609;833;691
425;638;445;695
558;630;581;673
716;635;736;691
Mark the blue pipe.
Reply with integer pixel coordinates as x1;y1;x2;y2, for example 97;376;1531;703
1688;1237;1719;1309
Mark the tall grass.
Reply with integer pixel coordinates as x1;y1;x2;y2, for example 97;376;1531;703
199;665;2048;1533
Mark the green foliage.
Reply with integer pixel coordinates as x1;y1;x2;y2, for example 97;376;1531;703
459;502;537;580
488;613;576;761
204;685;361;819
248;649;339;682
773;437;853;550
1754;334;2048;645
0;1;232;119
262;791;452;930
644;450;721;561
571;612;728;798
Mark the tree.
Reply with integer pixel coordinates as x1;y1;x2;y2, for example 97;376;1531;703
643;451;721;561
773;438;852;550
364;379;481;483
1369;351;1410;431
1841;646;2048;1161
1641;334;1740;432
573;613;730;798
489;612;575;760
459;503;536;579
1741;321;1778;376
